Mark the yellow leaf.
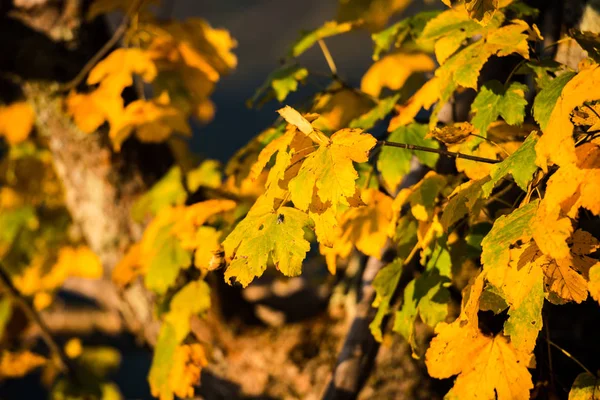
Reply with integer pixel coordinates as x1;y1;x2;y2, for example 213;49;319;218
388;77;440;130
65;86;123;134
64;338;83;359
535;64;600;170
360;52;435;97
288;128;377;212
109;92;191;150
425;274;533;400
58;246;103;279
0;351;47;378
112;243;143;288
336;189;394;258
311;85;373;131
277;105;314;135
88;48;157;90
167;344;208;399
0;101;35;145
589;263;600;305
190;226;223;271
223;196;311;287
428;122;475;144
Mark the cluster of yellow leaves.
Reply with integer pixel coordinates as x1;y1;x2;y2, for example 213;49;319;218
0;102;35;145
13;246;102;310
67;16;236;149
113;199;235;293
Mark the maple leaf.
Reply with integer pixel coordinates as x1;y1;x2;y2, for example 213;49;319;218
349;94;400;130
535;64;600;170
187;159;223;192
222;197;311;287
167;344;207;399
249;65;309;106
388;77;440;130
0;351;47;378
425;274;534;400
450;138;519;180
569;372;600;400
394;267;450;353
481;200;539;269
0;102;35;145
378;123;439;193
288;127;377;212
360;52;435;97
290;21;354;57
391;172;447;223
470;80;528;136
88;48;157;92
481;132;539;196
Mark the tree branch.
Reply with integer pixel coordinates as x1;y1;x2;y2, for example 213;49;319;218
378;140;501;164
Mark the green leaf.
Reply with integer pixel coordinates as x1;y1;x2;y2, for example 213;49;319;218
369;259;403;342
481;132;538;196
148;322;179;400
290;21;354;57
132;167;187;222
470;80;529;136
187;159;222;192
144;228;192;295
504;264;544;355
377;123;439;193
569;372;600;400
518;60;564;89
223;200;311;287
0;298;12;340
393;269;450;351
349;94;400;130
441;178;488;232
533;71;577;130
249;65;309;106
480;200;539;269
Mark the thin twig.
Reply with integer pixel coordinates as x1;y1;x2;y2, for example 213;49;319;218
318;39;338;77
0;262;73;375
544;314;555;390
58;0;144;92
585;103;600;120
378;140;501;164
546;339;595;377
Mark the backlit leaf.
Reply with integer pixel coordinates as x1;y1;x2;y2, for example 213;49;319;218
349;94;400;130
223;197;311;287
569;372;600;400
0;351;47;378
290;21;354;57
470;80;528;136
249;65;309;106
0;102;35;145
532;71;577;130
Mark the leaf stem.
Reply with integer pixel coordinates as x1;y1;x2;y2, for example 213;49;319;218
546;338;595;377
318;39;338;77
0;262;73;375
378;140;501;164
58;0;145;92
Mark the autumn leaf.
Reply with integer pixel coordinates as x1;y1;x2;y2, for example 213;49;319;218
167;344;207;399
425;274;534;400
0;351;47;378
470;80;528;136
465;0;499;25
370;259;404;342
88;48;157;92
311;85;373;132
429;122;474;145
589;263;600;305
187;159;223;192
441;178;488;231
481;200;539;269
288;128;376;212
360;52;435;97
131;167;187;222
336;0;412;32
535;64;600;170
290;21;354;57
222;197;312;287
569;372;600;400
0;102;35;145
